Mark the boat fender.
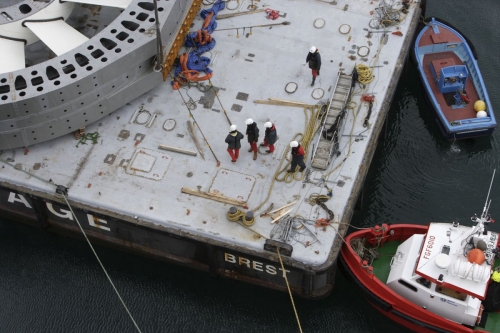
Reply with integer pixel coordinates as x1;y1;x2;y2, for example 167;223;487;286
492;270;500;283
477;111;488;118
474;100;486;112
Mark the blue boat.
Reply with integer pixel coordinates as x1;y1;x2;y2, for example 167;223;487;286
414;18;496;140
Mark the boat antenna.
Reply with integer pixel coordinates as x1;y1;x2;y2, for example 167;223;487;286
482;169;496;218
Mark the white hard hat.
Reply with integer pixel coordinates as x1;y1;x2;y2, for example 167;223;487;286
230;124;237;131
264;122;272;128
245;118;254;125
290;141;298;148
310;46;317;53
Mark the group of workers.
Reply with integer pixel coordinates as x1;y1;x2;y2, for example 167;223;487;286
225;120;305;173
225;119;277;162
224;46;317;172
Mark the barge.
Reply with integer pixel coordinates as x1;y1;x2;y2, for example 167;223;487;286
0;0;422;298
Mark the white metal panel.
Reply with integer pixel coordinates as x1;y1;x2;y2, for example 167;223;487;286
25;20;88;56
0;38;25;74
63;0;132;9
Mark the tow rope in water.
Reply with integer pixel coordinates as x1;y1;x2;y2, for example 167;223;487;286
60;194;143;333
276;248;303;333
0;158;142;332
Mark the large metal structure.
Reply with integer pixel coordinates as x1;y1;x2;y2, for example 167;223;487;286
0;0;197;150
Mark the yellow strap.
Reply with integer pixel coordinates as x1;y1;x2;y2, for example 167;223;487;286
277;248;303;333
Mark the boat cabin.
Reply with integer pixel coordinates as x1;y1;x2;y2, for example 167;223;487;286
430;58;469;94
387;223;499;327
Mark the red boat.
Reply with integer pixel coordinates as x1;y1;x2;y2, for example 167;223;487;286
339;173;500;332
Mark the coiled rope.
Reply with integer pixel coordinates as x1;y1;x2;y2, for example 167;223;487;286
355;64;374;85
252;105;326;213
226;208;255;226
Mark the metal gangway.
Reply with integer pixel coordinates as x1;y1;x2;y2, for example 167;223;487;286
311;71;353;170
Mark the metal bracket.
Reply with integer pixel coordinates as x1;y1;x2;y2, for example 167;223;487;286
55;185;68;195
264;239;293;256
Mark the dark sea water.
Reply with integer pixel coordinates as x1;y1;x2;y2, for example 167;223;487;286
1;1;500;332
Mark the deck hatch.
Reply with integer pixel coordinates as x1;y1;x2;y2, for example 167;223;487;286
208;169;255;202
125;148;171;180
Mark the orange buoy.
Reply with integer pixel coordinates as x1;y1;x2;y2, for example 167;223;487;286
468;249;485;265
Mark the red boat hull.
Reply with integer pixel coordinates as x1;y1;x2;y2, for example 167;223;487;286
339;224;489;333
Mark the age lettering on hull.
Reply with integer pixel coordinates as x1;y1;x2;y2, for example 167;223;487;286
7;192;110;231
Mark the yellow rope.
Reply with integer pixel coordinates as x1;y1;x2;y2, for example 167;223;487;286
276;248;303;333
355;64;374;85
236;221;268;239
252;105;326;212
226;208;255;226
276;105;324;183
306;193;331;205
227;209;245;222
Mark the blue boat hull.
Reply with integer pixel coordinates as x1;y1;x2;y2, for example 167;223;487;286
414;18;496;140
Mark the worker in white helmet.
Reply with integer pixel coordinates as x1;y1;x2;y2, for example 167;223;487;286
225;124;244;162
245;118;260;160
288;141;306;173
260;122;277;153
306;46;321;86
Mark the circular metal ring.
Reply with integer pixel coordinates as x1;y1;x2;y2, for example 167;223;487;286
135;110;152;125
339;24;351;34
225;0;239;10
163;119;176;131
285;82;298;94
357;46;370;57
311;88;324;100
153;62;163;72
314;18;325;29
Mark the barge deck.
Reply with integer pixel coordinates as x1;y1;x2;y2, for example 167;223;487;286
0;0;422;298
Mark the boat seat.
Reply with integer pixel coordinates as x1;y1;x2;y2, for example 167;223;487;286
430;33;450;44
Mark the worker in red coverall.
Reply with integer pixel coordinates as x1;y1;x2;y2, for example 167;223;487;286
245;118;259;160
306;46;321;86
225;124;244;162
288;141;306;172
260;122;277;153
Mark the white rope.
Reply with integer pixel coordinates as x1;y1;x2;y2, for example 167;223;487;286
61;194;143;333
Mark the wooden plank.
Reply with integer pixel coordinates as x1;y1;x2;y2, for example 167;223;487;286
181;187;247;207
268;201;297;214
271;208;292;224
187;121;205;160
158;144;197;156
253;100;314;108
216;9;266;20
268;97;310;106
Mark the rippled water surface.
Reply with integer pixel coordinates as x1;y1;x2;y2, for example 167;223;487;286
1;1;500;332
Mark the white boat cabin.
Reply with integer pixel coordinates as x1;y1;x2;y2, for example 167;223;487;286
387;222;498;326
